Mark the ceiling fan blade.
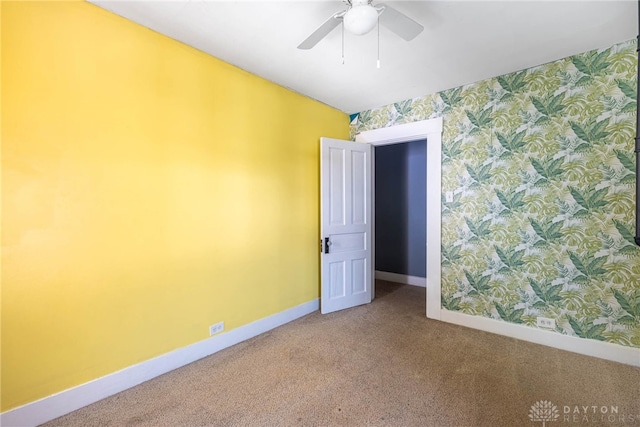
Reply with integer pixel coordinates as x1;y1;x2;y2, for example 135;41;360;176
297;11;344;50
378;3;423;41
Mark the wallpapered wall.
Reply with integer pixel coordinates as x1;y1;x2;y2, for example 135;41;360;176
351;40;640;348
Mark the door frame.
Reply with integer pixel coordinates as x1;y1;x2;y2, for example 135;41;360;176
354;117;443;320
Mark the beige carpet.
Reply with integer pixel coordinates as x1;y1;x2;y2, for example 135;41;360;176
44;281;640;426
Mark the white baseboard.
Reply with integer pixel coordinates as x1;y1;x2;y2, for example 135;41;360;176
440;309;640;367
375;270;426;287
0;299;319;427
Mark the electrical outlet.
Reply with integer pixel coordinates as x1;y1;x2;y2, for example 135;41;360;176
209;321;224;336
536;317;556;329
445;192;454;203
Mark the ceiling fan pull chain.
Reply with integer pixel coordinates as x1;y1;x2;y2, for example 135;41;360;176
342;21;345;64
377;14;380;68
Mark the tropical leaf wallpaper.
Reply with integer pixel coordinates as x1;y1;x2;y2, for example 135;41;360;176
351;40;640;348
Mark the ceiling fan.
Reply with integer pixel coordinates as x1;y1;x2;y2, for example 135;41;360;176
297;0;424;50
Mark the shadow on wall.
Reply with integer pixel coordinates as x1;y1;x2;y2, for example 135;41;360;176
375;140;426;277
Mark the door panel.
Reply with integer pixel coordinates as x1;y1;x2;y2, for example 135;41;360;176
329;261;346;298
352;258;367;294
328;232;365;253
329;147;346;226
321;137;372;314
351;150;367;224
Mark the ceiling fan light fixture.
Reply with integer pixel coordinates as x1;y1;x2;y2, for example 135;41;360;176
343;4;378;35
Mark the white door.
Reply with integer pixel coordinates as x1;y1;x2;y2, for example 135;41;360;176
320;137;372;314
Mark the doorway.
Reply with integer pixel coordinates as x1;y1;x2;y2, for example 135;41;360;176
374;140;427;284
354;117;443;319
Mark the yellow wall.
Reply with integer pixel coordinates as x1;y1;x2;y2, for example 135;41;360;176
1;1;349;411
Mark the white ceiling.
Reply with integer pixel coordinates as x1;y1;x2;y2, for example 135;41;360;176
90;0;637;114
